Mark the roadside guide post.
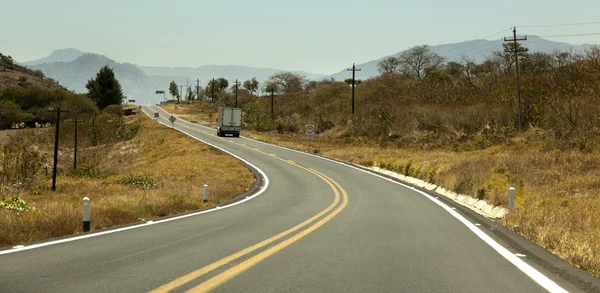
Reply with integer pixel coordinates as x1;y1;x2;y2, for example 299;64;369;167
83;197;90;232
508;187;515;212
203;184;208;203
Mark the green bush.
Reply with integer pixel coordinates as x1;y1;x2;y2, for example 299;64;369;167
116;174;157;189
0;195;33;212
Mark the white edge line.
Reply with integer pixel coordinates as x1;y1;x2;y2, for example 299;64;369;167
0;107;269;256
164;107;566;293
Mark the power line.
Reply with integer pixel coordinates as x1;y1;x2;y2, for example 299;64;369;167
519;21;600;28
538;32;600;38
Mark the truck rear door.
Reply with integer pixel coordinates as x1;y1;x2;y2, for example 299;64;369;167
223;108;233;126
232;109;242;127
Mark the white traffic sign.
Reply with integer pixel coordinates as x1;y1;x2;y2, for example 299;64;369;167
305;124;315;136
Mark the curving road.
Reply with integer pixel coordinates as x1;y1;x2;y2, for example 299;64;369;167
0;105;598;293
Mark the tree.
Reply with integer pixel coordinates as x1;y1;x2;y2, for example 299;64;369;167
521;52;553;75
444;61;465;79
216;78;229;92
243;77;259;95
0;53;14;72
264;82;280;94
377;56;402;74
584;45;600;75
85;66;124;110
169;81;179;102
493;42;529;75
186;86;194;101
344;78;362;85
268;72;306;94
399;45;445;79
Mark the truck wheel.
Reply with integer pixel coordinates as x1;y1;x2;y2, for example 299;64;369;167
234;133;240;138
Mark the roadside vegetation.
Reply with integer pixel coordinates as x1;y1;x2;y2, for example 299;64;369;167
163;44;600;277
0;62;255;247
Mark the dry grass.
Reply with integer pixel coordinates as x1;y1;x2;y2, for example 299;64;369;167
162;102;600;278
0;114;255;247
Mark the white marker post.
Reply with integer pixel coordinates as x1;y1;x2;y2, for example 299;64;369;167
83;197;90;232
508;187;515;212
203;184;208;203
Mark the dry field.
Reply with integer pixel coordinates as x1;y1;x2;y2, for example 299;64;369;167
0;114;255;247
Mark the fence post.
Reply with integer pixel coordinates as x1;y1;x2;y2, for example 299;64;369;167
83;197;90;232
508;187;515;212
203;184;208;203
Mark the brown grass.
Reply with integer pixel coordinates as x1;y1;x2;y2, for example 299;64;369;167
0;114;255;247
163;102;600;278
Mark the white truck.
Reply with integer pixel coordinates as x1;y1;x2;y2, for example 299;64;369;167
217;107;242;137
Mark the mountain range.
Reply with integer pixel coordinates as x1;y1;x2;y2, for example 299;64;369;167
328;35;591;80
21;36;594;104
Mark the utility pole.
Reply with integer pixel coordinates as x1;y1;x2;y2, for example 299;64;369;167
233;79;241;108
47;107;69;191
185;80;190;101
68;118;83;169
196;79;200;102
179;85;183;103
504;27;527;132
346;63;361;114
271;88;275;119
212;78;215;102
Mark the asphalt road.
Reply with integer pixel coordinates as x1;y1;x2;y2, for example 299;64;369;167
1;105;598;293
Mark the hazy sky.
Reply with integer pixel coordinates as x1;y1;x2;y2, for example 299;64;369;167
2;0;599;74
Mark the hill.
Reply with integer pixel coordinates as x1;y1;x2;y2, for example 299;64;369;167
328;35;590;80
21;48;85;66
0;56;64;91
29;53;158;103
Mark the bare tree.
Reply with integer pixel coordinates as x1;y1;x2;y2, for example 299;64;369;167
377;56;402;74
585;45;600;75
268;72;306;94
398;45;445;79
461;56;478;87
521;52;553;75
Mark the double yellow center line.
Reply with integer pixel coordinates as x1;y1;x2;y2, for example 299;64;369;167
148;108;349;293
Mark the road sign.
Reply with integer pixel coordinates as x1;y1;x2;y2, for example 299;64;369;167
305;125;315;136
154;112;159;118
155;90;165;94
169;115;176;123
128;99;135;103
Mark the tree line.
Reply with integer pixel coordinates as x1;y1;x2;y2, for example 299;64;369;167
185;43;600;151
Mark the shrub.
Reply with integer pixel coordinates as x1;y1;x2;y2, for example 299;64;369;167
115;174;157;189
103;105;123;117
69;163;104;178
1;137;46;188
0;195;33;212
